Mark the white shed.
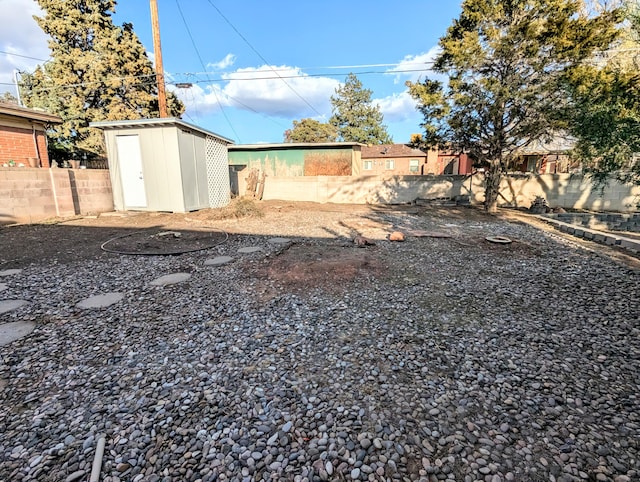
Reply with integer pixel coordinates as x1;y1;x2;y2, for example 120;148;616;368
90;118;234;212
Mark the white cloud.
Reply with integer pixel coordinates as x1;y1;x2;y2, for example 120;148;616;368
374;91;418;122
207;53;236;71
387;47;442;84
0;0;50;96
176;65;339;119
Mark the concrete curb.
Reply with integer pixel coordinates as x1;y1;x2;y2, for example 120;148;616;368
536;215;640;254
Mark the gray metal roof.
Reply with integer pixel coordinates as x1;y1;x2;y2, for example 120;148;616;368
89;117;234;144
229;142;366;150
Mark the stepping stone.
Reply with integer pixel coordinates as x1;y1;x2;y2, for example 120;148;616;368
150;272;192;286
76;292;124;309
204;256;234;266
0;320;36;347
238;247;262;254
0;300;28;315
0;283;7;292
0;269;22;277
268;237;292;244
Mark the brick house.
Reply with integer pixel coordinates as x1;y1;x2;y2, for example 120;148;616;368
361;144;473;175
436;150;473;175
361;144;434;175
512;135;576;174
0;102;61;168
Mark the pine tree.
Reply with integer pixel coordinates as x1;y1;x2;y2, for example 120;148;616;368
407;0;620;211
329;74;392;145
20;0;184;161
284;118;338;143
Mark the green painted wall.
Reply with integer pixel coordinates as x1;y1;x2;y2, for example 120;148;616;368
229;147;354;176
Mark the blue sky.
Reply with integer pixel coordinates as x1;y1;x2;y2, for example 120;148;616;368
0;0;463;144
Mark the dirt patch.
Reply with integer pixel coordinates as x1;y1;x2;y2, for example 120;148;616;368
260;242;386;292
100;229;228;255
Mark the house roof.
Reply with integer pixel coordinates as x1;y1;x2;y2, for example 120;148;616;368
229;142;366;151
361;144;428;159
89;117;234;144
518;135;575;155
0;102;62;124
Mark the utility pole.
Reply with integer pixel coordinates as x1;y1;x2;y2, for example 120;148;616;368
150;0;168;118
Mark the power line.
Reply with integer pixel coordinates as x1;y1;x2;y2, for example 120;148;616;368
205;0;323;117
168;67;434;83
0;50;50;62
0;67;433;90
175;0;240;142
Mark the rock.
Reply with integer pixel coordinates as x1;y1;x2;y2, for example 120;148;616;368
204;256;234;266
268;238;292;245
237;247;262;254
0;320;35;346
0;300;28;315
76;292;123;309
354;236;375;247
149;273;191;286
65;471;86;482
389;231;405;242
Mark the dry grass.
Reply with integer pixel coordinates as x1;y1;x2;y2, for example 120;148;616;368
186;197;264;222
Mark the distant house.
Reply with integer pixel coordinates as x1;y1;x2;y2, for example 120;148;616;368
361;144;473;175
0;102;61;168
361;144;432;175
228;142;365;176
512;135;577;174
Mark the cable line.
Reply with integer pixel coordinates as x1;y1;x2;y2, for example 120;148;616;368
205;0;323;117
175;0;240;142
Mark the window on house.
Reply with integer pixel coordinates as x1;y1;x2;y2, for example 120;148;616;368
409;159;419;173
363;160;372;170
385;159;395;170
525;155;539;173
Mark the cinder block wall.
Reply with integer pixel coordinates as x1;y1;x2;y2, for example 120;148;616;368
0;168;113;224
484;173;640;212
237;172;639;212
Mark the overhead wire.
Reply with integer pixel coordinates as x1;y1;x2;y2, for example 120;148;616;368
0;50;50;62
205;0;323;117
174;0;241;141
0;67;435;92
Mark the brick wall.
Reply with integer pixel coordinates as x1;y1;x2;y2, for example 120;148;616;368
0;168;113;224
0;125;51;168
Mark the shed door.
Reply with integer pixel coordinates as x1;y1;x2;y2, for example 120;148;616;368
116;135;147;208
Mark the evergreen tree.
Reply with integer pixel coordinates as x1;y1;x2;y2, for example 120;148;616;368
568;0;640;185
20;0;183;161
284;118;338;143
329;73;392;145
407;0;620;211
0;92;19;104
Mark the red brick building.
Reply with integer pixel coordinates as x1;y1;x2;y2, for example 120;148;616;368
360;144;434;175
0;103;61;168
361;144;473;175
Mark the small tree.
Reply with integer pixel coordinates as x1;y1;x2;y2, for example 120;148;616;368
407;0;620;211
284;118;338;143
329;73;392;145
21;0;184;161
0;92;19;104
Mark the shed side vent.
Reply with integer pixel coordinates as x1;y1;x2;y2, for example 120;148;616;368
205;135;231;208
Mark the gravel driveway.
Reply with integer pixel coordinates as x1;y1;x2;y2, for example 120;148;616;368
0;202;638;482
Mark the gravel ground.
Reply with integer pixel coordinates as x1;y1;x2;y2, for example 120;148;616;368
0;203;639;482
